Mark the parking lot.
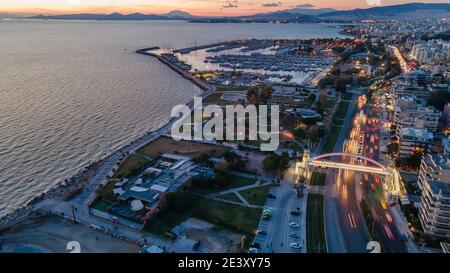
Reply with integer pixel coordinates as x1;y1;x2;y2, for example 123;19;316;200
251;185;306;253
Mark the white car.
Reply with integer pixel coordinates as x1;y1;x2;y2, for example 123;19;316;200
290;243;302;249
248;247;259;253
289;222;299;228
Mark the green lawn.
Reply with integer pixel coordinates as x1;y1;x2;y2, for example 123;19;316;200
113;155;150;179
306;194;327;253
145;210;192;238
192;174;256;195
145;193;262;237
310;173;326;186
332;118;344;126
219;193;243;203
321;125;341;154
334;101;350;119
191;196;262;235
95;180;117;202
238;185;272;206
90;199;111;212
342;92;353;101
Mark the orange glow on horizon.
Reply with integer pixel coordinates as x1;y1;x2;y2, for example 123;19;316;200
0;1;447;17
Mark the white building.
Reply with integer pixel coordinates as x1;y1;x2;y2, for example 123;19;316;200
397;127;433;159
393;96;441;133
418;154;450;238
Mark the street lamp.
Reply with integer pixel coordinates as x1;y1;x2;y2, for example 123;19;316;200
71;205;77;224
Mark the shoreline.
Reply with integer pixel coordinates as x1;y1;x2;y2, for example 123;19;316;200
1;37;332;226
0;47;212;228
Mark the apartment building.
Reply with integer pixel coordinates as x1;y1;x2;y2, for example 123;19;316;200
418;154;450;238
397;127;433;159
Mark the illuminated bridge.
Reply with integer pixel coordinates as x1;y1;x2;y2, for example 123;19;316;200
296;151;405;198
297;151;391;178
308;153;389;175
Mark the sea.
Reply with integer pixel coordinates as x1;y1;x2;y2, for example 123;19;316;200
0;19;343;217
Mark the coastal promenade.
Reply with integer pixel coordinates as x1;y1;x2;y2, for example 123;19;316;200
1;47;215;248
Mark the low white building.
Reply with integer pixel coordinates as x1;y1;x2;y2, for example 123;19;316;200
397;127;433;159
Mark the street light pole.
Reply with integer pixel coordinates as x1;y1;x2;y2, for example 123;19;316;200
71;205;77;224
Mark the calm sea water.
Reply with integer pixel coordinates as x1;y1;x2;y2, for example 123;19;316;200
0;20;342;217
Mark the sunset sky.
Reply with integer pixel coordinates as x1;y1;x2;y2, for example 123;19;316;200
1;0;448;16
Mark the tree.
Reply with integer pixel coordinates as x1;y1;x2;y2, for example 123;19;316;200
246;85;273;105
158;190;193;215
308;125;324;142
263;152;290;176
246;87;260;105
334;77;347;93
260;86;273;104
428;90;450;111
223;150;246;171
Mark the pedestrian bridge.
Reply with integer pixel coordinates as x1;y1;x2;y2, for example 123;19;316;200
309;153;389;175
297;151;405;200
297;151;390;178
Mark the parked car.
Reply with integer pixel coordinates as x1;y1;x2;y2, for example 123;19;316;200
290;243;302;249
289;233;299;238
289;222;299;228
290;211;300;216
248;247;259;253
251;242;260;249
257;230;267;235
267;193;276;199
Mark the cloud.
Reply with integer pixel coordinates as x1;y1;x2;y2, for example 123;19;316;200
262;2;283;7
293;3;315;8
222;0;238;8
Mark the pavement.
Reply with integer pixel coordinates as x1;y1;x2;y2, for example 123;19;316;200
254;163;305;253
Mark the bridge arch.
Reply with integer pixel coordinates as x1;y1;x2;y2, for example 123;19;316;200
310;153;386;171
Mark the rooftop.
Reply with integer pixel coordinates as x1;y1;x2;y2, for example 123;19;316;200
399;127;433;140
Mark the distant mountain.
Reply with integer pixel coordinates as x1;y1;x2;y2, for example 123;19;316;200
319;3;450;20
29;12;178;21
241;11;321;23
279;7;337;16
26;3;450;22
0;13;19;19
162;10;194;19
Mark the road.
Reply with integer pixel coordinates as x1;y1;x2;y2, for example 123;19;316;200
361;96;407;252
324;90;371;253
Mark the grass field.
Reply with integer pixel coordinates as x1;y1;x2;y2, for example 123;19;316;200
192;196;262;235
332;118;344;126
146;195;261;237
90;199;111;212
219;193;243;203
306;194;327;253
310;172;327;186
334;101;350;119
238;185;272;206
137;136;228;158
95;181;117;202
145;210;192;237
191;174;256;195
342;92;353;101
321;125;341;154
113;155;150;179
